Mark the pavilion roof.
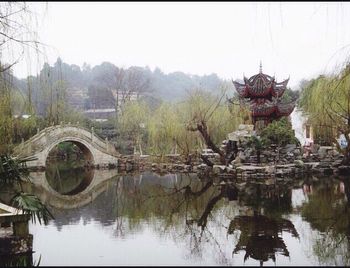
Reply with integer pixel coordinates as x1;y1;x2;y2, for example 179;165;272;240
233;72;289;99
249;99;295;118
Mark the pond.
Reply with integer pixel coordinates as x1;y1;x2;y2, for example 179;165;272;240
2;161;350;266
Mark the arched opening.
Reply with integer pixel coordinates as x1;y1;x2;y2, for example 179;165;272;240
45;141;94;195
46;140;94;164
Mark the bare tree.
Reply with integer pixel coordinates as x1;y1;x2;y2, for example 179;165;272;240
112;67;151;120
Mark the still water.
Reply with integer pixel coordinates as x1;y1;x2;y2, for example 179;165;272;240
7;161;350;266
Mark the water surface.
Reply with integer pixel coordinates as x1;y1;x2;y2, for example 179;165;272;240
3;163;350;266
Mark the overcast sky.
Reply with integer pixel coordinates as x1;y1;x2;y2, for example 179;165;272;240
12;2;350;89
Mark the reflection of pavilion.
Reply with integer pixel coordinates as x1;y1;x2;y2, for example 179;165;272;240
228;213;299;265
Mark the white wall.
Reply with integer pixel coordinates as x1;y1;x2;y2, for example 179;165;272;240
290;109;306;145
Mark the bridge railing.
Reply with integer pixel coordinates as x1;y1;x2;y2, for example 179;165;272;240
59;124;110;148
14;123;116;156
44;125;108;152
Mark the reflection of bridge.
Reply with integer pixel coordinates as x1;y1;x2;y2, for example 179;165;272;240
24;169;119;209
13;124;119;168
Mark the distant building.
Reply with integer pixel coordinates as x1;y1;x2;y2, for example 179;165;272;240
111;89;139;113
83;108;116;122
14;114;31;119
82;89;140;122
66;87;88;111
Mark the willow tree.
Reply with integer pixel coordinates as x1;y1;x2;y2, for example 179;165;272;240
148;102;200;162
0;2;45;152
0;70;13;153
298;76;335;145
118;100;150;155
148;102;182;155
299;64;350;163
147;87;244;165
185;87;244;165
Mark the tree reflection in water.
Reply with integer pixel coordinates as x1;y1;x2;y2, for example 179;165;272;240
13;169;350;266
301;177;350;266
142;173;300;266
45;159;94;195
40;171;300;266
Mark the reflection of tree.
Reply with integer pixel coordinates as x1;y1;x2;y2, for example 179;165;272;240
196;184;238;230
25;170;303;265
45;161;94;195
301;178;350;266
238;181;293;218
228;213;299;265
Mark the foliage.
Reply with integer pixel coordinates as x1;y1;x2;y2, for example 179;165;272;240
301;180;350;266
12;116;38;144
148;101;199;157
0;155;32;184
118;100;151;154
114;86;245;160
0;2;45;72
298;75;335;145
147;88;244;162
298;63;350;162
0;254;41;267
247;135;264;163
0;154;54;225
247;135;264;151
260;118;299;147
12;192;54;225
0;72;14;154
281;87;300;102
0;2;46;154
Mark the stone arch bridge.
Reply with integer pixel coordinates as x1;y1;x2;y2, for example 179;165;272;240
13;124;119;168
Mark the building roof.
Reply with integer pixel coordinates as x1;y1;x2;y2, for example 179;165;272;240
250;99;295;118
233;68;289;99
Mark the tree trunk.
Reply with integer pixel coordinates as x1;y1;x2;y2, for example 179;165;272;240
196;121;226;164
197;191;225;230
200;155;214;167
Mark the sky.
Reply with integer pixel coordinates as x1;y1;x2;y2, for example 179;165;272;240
11;2;350;89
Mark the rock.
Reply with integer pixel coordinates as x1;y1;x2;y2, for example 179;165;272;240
332;159;343;167
213;165;226;174
310;144;320;154
323;168;333;175
338;165;350;175
265;165;276;174
294;159;304;167
236;182;246;190
184;165;191;171
231;155;242;166
125;162;133;172
318;146;334;158
265;178;275;185
285;144;297;153
197;163;207;170
228;166;237;173
293;148;301;155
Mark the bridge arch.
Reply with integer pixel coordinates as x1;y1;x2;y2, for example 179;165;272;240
45;137;95;165
13;124;119;168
